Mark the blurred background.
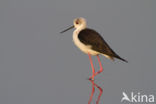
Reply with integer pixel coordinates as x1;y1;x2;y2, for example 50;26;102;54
0;0;155;104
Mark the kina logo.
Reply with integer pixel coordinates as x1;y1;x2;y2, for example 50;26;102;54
121;92;155;103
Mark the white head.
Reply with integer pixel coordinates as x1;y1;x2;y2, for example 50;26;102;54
73;17;87;30
60;17;87;33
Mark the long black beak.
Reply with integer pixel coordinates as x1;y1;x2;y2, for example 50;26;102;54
60;25;74;33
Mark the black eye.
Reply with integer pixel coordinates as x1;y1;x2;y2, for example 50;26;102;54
76;21;79;24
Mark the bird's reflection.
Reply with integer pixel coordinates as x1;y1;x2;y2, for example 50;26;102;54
88;80;103;104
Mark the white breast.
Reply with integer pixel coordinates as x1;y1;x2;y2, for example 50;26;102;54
73;30;100;55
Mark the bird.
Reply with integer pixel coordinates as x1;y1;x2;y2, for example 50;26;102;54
60;17;127;80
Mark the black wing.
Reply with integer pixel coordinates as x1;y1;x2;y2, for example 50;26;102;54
78;28;127;62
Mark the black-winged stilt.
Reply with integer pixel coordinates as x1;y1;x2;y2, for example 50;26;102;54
60;17;127;80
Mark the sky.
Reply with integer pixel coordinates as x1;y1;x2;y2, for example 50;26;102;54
0;0;155;104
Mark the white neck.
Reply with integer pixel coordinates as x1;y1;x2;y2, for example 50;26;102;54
75;25;86;32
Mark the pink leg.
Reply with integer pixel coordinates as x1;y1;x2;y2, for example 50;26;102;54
95;83;103;104
94;55;103;76
88;80;103;104
88;80;95;104
88;53;95;80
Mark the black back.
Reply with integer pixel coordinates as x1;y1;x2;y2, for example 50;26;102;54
78;28;127;62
